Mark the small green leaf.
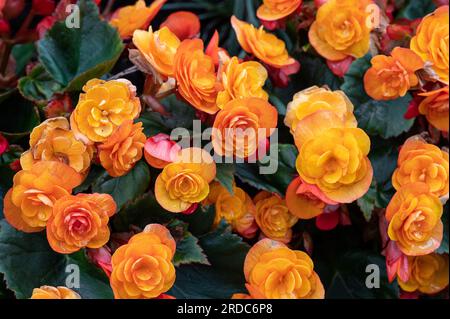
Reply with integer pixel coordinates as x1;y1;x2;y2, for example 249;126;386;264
168;220;209;267
18;65;63;104
92;161;150;210
215;163;235;194
37;0;124;91
357;183;377;222
397;0;436;19
0;220;113;299
12;43;36;75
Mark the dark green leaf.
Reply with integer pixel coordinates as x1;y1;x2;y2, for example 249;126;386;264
235;163;281;194
215;163;235;194
0;220;113;299
18;65;63;104
37;0;124;91
168;220;209;266
436;204;448;254
73;164;104;194
355;95;414;139
92;161;150;210
397;0;436;19
369;137;400;185
357;182;377;222
341;54;372;105
169;220;250;298
12;43;36;75
0;93;40;140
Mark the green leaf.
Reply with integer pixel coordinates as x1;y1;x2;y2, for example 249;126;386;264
259;143;298;194
73;164;104;194
325;251;399;299
436;204;448;254
341;54;372;105
0;220;113;299
397;0;436;19
168;220;209;267
169;220;250;298
357;182;377;222
112;192;173;232
369;137;400;185
92;161;150;210
215;163;235;194
12;43;36;75
235;163;281;194
355;95;414;139
18;65;63;104
178;205;216;236
0;93;40;140
37;0;124;91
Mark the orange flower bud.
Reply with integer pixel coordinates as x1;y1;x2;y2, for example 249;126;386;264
110;224;176;299
231;16;297;68
364;48;424;101
253;191;298;243
257;0;302;22
398;253;449;295
418;86;449;132
30;286;81;299
173;39;220;114
212;98;278;159
216;57;268;110
160;11;200;41
386;183;443;256
243;239;325;299
308;0;373;61
110;0;166;39
144;133;181;169
20;117;94;175
285;86;356;135
132;26;181;78
206;182;258;239
98;120;146;177
3;161;82;233
47;193;116;254
155;148;216;213
410;5;449;84
392;137;449;198
70;79;141;144
294;110;373;203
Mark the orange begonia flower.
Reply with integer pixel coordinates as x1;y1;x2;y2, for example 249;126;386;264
206;181;258;239
216;57;269;110
70;79;141;144
308;0;373;61
418;86;449;132
410;5;449;84
110;224;176;299
243;238;325;299
294;110;373;203
231;16;297;68
257;0;302;22
132;26;180;78
173;39;220;114
47;193;116;254
253;191;298;243
3;161;82;233
364;48;424;101
386;182;443;256
144;133;181;169
110;0;167;39
285;176;337;220
98;120;146;177
30;286;81;299
284;86;357;135
155;148;216;213
20;117;94;175
212;98;278;159
398;253;449;295
160;11;200;41
392;136;449;199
